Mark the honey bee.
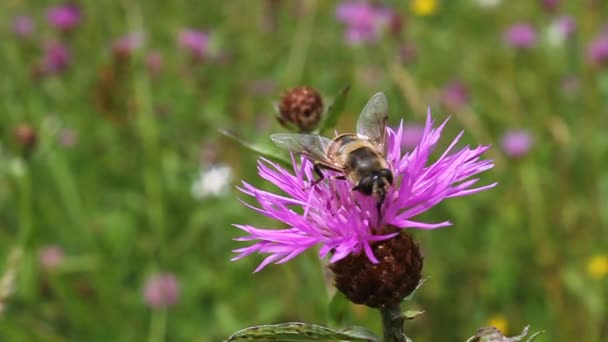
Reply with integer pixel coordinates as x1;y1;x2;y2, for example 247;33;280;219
271;92;392;211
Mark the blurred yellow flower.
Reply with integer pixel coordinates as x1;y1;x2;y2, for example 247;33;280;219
411;0;439;16
587;254;608;280
487;314;508;335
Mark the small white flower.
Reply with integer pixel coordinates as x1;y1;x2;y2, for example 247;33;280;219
191;164;232;199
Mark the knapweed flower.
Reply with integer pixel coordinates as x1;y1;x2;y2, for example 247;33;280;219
143;273;180;309
191;164;233;199
410;0;439;16
178;29;210;59
46;4;81;32
503;24;538;49
586;32;608;67
335;1;394;45
38;245;65;271
11;15;34;39
540;0;559;12
586;254;608;280
277;86;324;132
441;80;470;111
234;108;496;273
501;129;534;158
547;16;576;47
39;41;71;75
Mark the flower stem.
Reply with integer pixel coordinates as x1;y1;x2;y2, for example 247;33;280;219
380;303;406;342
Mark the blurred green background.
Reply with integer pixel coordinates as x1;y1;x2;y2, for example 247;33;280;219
0;0;607;341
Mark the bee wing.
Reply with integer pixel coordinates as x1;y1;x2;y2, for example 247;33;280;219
356;92;388;155
270;133;342;169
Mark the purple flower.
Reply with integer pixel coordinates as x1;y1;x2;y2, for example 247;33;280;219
233;109;496;272
12;15;34;38
40;41;71;75
178;29;210;58
501;129;534;158
587;33;608;67
441;80;470;111
503;24;538;49
547;16;576;46
146;51;164;76
38;245;64;271
540;0;559;12
46;4;81;32
143;273;180;309
400;124;425;150
112;32;144;57
336;1;394;45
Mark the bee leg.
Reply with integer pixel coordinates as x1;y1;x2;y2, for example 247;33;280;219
310;163;326;186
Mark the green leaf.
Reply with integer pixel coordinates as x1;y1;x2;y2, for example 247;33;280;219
319;86;350;135
465;325;545;342
218;129;290;165
225;322;379;341
402;309;425;320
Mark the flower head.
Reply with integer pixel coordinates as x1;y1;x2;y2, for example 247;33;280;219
547;16;576;47
587;254;608;280
12;15;35;39
38;245;65;271
112;32;145;57
335;2;394;45
587;32;608;67
146;51;164;77
39;41;71;76
234;106;496;272
178;29;210;59
191;164;233;199
46;4;81;32
441;80;470;111
503;24;538;49
411;0;439;16
143;273;180;309
501;129;534;158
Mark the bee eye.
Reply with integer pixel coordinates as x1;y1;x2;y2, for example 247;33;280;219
355;176;374;195
379;169;393;185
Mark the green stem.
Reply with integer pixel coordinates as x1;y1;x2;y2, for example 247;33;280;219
148;309;167;342
282;0;317;86
380;303;406;342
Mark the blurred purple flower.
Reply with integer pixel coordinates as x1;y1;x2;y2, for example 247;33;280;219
441;80;470;111
586;33;608;67
233;108;496;272
540;0;559;12
503;24;538;49
146;51;164;76
501;129;534;158
46;4;81;32
38;245;64;271
335;1;394;45
400;124;425;150
58;128;78;147
547;16;576;46
143;273;180;309
112;32;144;57
178;29;210;58
12;15;35;38
40;41;71;75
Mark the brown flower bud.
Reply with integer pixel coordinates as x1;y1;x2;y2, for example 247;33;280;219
277;86;323;132
330;230;423;308
14;123;37;152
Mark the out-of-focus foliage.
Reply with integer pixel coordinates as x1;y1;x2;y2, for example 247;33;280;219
0;1;607;341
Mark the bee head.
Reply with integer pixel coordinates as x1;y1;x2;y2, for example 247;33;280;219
354;169;393;197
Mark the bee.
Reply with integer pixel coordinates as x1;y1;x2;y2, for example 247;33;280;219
271;92;392;212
